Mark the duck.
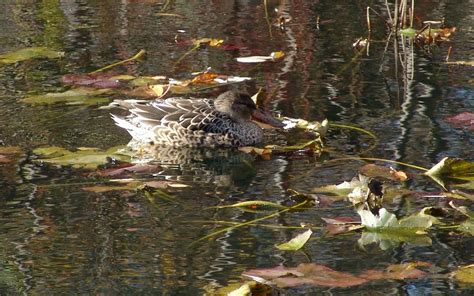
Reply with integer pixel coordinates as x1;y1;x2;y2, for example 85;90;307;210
112;91;283;147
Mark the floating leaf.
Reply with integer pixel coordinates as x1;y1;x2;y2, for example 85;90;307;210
451;264;474;284
238;146;272;158
33;146;130;169
276;229;312;251
214;281;271;296
0;146;24;164
193;38;224;47
61;73;122;88
445;112;474;130
236;51;285;63
425;157;474;188
22;87;113;105
214;200;285;210
83;181;142;192
148;84;167;97
449;201;474;235
322;217;363;235
360;262;430;280
0;47;64;64
245;262;430;289
244;263;368;288
130;76;167;87
359;164;408;182
457;220;474;236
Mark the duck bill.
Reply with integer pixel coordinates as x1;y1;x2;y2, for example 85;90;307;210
252;108;284;128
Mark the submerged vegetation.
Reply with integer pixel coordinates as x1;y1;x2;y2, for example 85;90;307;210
0;0;472;294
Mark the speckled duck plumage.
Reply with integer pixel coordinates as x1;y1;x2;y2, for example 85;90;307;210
112;91;272;147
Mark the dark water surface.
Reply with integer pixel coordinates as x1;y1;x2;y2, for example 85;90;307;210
0;0;473;294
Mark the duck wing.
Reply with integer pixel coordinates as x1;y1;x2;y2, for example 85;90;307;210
129;98;229;132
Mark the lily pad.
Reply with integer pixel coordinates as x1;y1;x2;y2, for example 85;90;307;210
33;146;130;169
22;87;113;105
0;47;64;64
276;229;312;251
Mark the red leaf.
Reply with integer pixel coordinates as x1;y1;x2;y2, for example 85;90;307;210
445;112;474;131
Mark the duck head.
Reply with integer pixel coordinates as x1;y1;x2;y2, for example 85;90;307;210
215;91;284;127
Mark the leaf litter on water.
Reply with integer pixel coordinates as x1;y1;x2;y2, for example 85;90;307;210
0;47;64;64
275;228;312;251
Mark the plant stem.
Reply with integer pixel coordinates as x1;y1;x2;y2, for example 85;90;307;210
89;49;146;74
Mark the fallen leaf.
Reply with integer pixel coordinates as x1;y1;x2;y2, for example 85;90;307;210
276;229;312;251
214;200;285;210
244;261;430;289
33;146;130;169
238;146;272;157
445;112;474;130
148;84;166;97
0;146;24;164
193;38;224;47
425;157;474;188
451;264;474;284
190;72;219;84
0;47;64;64
360;164;408;182
83;181;142;192
61;72;123;88
360;262;429;280
22;87;112;105
244;263;368;288
236;51;285;63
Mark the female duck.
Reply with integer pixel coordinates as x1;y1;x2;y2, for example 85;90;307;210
112;91;282;147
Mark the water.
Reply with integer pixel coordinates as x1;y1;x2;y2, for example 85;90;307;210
0;0;473;294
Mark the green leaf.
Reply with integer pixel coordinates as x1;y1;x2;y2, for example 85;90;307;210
451;264;474;284
276;229;312;251
358;231;432;250
22;87;113;105
400;27;417;37
214;200;285;210
33;146;130;169
0;47;64;64
425;157;474;188
457;220;474;236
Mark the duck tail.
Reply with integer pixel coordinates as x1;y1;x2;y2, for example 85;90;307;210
111;114;135;131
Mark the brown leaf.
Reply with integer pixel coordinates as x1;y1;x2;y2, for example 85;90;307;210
360;262;430;280
360;164;408;181
190;72;220;85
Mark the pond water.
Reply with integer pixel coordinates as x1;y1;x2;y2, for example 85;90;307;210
0;0;473;294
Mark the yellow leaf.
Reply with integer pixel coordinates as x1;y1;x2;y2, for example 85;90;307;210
271;51;285;60
148;84;166;97
209;39;224;47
